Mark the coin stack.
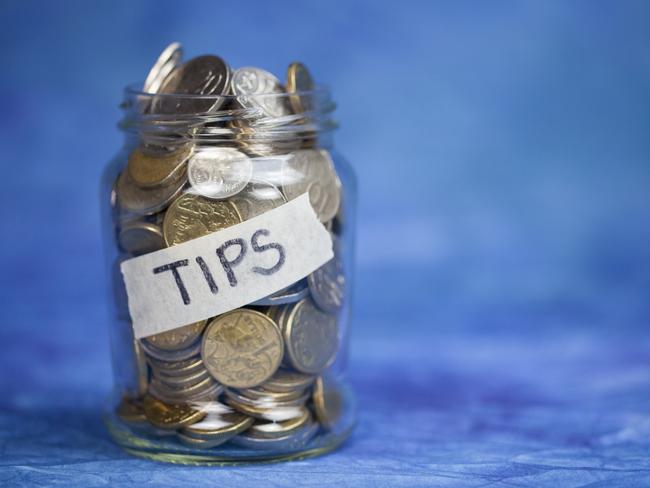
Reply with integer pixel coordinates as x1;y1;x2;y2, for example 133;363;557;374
113;43;346;451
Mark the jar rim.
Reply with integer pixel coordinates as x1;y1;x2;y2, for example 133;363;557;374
123;82;333;101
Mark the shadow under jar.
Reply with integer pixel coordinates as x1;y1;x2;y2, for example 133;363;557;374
100;56;357;465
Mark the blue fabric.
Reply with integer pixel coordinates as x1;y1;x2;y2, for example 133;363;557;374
1;1;650;486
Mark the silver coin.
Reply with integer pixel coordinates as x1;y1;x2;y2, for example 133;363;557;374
117;220;165;256
231;67;291;118
229;180;286;220
308;235;345;313
146;356;204;377
139;339;201;362
231;420;318;451
251;279;309;306
155;367;211;389
187;147;252;199
154;55;231;114
143;42;183;94
260;369;316;393
281;149;341;222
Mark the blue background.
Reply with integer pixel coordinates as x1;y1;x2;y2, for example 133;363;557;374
1;1;649;486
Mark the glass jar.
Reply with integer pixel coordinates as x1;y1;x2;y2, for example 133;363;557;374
100;63;356;464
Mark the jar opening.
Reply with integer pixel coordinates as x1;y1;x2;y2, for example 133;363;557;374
120;83;337;149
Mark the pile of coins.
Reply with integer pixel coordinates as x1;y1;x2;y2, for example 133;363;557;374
112;43;346;451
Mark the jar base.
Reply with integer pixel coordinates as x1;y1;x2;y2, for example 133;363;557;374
103;385;356;466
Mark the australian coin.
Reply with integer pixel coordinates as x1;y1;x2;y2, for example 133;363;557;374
286;62;315;114
187;147;252;199
154;55;231;114
182;410;253;443
143;42;183;94
116;167;186;216
143;320;206;351
231;420;318;451
143;394;205;430
162;193;241;246
283;297;339;374
155;366;210;389
147;356;204;376
248;406;311;438
261;369;316;393
139;338;201;362
230;180;286;221
252;279;309;307
231;67;291;118
118;220;165;256
148;375;221;404
232;385;308;403
281;149;341;222
201;309;283;388
312;376;343;430
126;144;191;188
116;396;147;426
308;236;345;313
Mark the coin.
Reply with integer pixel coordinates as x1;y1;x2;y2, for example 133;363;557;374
147;356;204;377
154;55;231;114
187;147;252;199
229;180;286;221
231;385;308;403
231;67;291;118
231;420;318;450
261;369;316;393
281;149;341;222
149;375;221;404
248;406;311;438
127;144;191;188
143;320;206;351
201;309;283;388
118;220;165;256
155;367;210;389
143;394;206;430
251;279;309;306
139;338;201;362
224;394;307;422
312;376;343;430
308;236;345;313
116;167;186;216
286;62;315;114
116;396;147;426
283;297;339;374
143;42;183;94
162;193;242;246
182;409;253;443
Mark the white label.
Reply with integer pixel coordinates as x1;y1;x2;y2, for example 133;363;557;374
121;194;333;339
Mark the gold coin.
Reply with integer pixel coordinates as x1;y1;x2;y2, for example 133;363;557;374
286;62;315;114
144;320;206;351
261;369;316;393
116;396;147;425
118;220;165;256
312;376;343;430
116;167;186;216
283;297;339;374
162;193;242;246
248;406;311;438
229;180;286;221
182;410;253;441
142;394;205;430
127;144;192;188
201;309;283;389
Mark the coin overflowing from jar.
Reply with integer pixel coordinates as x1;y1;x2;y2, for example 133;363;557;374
112;43;348;451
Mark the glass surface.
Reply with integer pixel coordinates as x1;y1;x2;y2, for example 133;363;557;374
100;85;357;464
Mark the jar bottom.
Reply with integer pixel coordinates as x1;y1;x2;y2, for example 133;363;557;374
103;385;356;466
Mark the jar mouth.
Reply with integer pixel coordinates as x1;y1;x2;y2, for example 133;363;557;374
119;83;337;149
